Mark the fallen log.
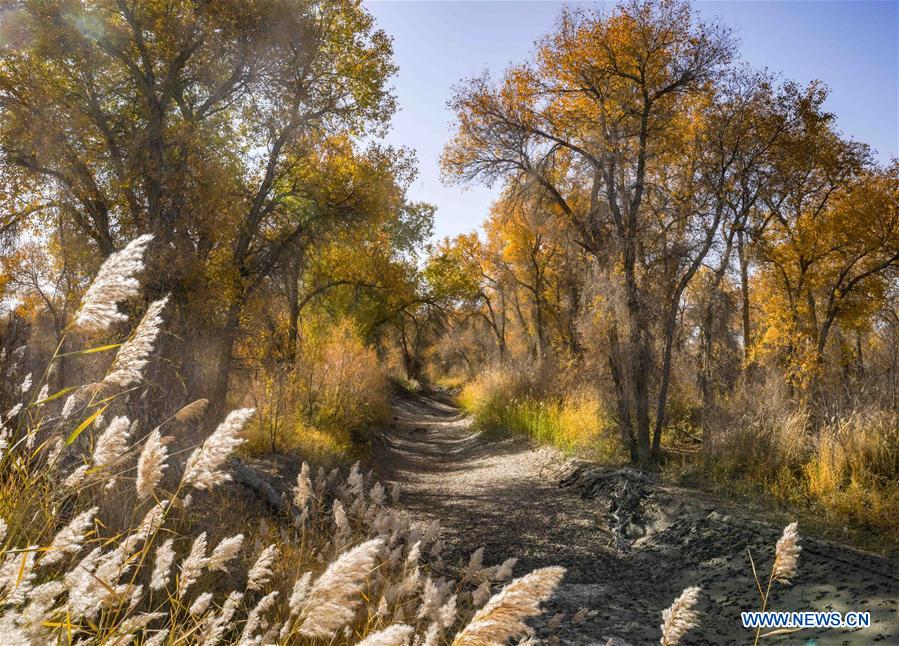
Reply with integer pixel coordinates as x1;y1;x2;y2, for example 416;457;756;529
229;458;291;514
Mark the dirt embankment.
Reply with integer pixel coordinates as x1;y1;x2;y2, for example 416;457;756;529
372;391;899;645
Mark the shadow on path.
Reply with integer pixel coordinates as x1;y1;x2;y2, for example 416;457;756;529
373;391;899;645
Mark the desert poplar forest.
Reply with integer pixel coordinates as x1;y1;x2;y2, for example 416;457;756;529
0;0;896;644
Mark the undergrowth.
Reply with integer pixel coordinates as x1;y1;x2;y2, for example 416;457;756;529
0;234;720;644
457;364;898;552
459;367;624;461
668;410;899;553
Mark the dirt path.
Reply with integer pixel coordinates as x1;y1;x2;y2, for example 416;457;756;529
373;392;899;645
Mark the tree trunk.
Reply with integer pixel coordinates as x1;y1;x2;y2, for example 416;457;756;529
737;229;753;369
210;299;243;418
608;325;637;462
698;301;715;445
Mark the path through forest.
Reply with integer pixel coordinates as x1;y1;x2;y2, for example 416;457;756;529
373;391;899;645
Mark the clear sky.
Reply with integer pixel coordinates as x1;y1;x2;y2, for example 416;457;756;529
364;1;899;242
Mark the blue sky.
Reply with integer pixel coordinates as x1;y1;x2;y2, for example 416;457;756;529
364;1;899;242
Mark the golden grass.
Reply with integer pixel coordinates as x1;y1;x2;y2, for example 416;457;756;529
459;366;624;461
669;410;899;551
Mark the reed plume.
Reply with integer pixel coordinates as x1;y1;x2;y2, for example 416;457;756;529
174;398;209;423
208;534;244;572
298;538;385;637
189;592;214;616
452;566;565;646
177;532;208;598
74;234;153;332
200;590;243;646
239;590;279;644
135;428;169;499
182;408;254;490
102;296;168;389
356;624;415;646
92;416;133;467
40;507;97;566
150;538;176;591
246;544;277;591
772;522;801;585
660;586;700;646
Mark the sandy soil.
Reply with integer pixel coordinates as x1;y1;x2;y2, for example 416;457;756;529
372;391;899;645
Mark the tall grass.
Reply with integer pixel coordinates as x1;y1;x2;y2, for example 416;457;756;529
459;366;624;460
0;236;802;644
674;407;899;547
244;318;390;459
0;236;575;644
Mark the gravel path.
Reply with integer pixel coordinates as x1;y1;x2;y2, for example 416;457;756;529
373;391;899;645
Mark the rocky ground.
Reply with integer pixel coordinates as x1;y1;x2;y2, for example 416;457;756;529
372;391;899;645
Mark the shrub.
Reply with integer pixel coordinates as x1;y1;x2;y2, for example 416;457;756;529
244;318;389;458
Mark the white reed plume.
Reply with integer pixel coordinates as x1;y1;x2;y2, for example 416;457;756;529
61;394;77;419
190;592;214;616
417;577;443;620
346;461;363;495
246;544;277;591
239;590;279;645
333;500;350;534
103;296;168;389
74;234;153;332
452;566;566;646
40;507;97;566
0;611;26;643
772;522;801;585
21;580;65;639
660;586;701;646
136;428;169;499
390;482;401;504
494;557;517;581
294;462;313;508
19;372;31;394
298;538;384;637
356;624;414;646
63;464;89;488
93;415;133;467
288;572;313;616
421;623;439;646
463;547;485;580
0;517;6;543
208;534;244;572
62;547;104;618
120;500;168;555
150;538;176;591
370;482;386;506
0;547;37;605
177;532;208;598
438;594;457;629
144;630;169;646
182;408;254;490
200;590;243;646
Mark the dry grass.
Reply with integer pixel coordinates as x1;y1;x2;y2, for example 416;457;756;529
0;235;808;644
243;318;390;460
0;236;576;644
459;366;623;460
672;407;899;548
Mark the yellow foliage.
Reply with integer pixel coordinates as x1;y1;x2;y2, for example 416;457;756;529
244;317;389;458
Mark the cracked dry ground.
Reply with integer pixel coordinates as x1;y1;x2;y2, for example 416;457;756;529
372;392;899;646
